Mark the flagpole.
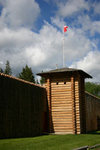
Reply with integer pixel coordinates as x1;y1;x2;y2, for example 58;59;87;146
63;30;65;67
63;26;68;68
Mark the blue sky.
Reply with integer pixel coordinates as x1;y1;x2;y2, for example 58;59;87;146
0;0;100;81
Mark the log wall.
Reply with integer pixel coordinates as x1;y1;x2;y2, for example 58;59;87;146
85;91;100;132
0;73;47;138
2;72;99;137
45;74;86;134
74;76;86;134
74;77;81;134
51;77;73;134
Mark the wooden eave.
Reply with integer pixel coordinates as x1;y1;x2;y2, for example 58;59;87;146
37;68;92;79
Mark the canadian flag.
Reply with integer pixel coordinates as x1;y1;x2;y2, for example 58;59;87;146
64;26;68;32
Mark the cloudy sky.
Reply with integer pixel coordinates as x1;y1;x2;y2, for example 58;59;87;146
0;0;100;81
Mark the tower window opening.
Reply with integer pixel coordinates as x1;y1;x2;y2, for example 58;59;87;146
56;82;59;85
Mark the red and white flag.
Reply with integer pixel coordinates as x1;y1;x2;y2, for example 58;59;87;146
64;26;68;32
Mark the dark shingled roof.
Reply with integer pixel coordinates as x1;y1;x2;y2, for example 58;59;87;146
37;67;92;78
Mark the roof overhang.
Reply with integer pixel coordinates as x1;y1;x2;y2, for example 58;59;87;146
37;68;92;79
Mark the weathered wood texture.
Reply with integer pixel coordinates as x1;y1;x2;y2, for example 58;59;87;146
74;78;80;134
74;76;86;134
45;74;86;134
1;69;96;137
79;78;86;133
51;77;72;133
0;73;47;138
71;76;76;134
85;92;100;132
73;76;86;134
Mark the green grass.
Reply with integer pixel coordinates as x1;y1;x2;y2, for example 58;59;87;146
0;132;100;150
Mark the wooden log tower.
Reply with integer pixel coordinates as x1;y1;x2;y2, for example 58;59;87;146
37;68;92;134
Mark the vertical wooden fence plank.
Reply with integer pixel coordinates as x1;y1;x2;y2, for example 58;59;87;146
71;76;76;134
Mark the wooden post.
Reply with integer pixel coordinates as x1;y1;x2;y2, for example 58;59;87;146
47;78;52;133
71;76;76;134
79;77;86;133
82;78;86;133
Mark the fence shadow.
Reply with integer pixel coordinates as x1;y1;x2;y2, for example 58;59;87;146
87;130;100;135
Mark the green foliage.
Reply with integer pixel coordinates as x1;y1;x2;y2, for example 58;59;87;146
4;60;12;75
0;68;3;73
18;65;35;83
36;79;39;84
85;82;100;98
0;133;100;150
40;77;45;85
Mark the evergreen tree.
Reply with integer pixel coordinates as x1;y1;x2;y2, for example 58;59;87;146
40;77;45;85
18;65;35;83
85;82;100;98
4;60;12;75
0;68;3;73
36;79;39;84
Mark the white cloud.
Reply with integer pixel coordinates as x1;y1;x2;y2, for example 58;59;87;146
0;0;5;5
0;0;40;29
0;23;62;74
93;2;100;14
51;16;66;31
0;20;96;76
57;0;89;17
78;15;100;35
70;51;100;82
62;27;95;64
0;0;100;83
25;47;46;66
0;61;3;65
0;28;37;50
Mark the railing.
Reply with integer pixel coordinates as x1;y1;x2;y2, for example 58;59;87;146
73;146;88;150
73;144;100;150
